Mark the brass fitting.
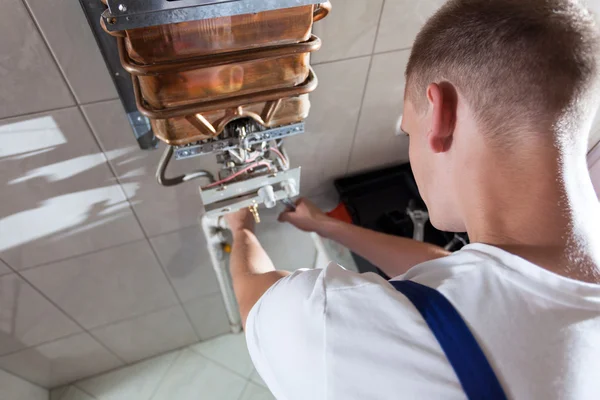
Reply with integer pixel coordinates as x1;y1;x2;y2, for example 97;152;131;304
249;204;260;224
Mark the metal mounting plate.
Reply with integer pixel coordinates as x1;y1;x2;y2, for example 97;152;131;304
104;0;323;31
200;168;301;216
174;122;305;160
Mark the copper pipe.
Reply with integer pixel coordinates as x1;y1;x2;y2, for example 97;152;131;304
133;68;318;120
118;35;321;76
313;1;332;22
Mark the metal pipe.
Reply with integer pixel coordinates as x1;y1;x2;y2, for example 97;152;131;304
201;215;242;333
156;145;216;187
132;68;318;119
118;35;321;75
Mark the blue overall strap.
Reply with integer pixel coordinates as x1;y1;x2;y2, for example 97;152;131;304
389;280;507;400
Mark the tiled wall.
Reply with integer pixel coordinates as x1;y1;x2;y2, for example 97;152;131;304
2;0;600;390
0;368;47;400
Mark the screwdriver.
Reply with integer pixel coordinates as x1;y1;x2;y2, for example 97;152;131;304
281;198;297;211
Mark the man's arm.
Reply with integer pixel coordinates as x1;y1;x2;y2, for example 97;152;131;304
226;210;290;329
279;198;450;277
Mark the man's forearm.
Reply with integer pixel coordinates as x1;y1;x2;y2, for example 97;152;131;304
229;228;290;328
317;218;449;277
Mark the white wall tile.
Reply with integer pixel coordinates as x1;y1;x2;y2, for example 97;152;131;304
239;382;276;400
375;0;445;53
76;351;178;400
0;108;145;270
0;273;81;356
150;226;220;303
0;259;12;276
286;57;371;196
191;334;254;378
91;306;198;364
0;332;123;388
151;349;246;400
23;0;118;104
312;0;383;64
255;210;317;272
55;386;94;400
0;0;74;120
308;189;340;212
50;386;68;400
82;100;217;237
22;241;179;330
183;294;231;341
0;368;48;400
348;50;411;174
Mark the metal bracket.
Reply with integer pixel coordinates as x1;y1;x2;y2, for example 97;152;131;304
103;0;323;31
200;168;301;217
175;122;305;160
79;0;158;150
127;111;158;149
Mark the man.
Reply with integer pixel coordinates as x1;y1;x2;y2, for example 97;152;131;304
226;0;600;398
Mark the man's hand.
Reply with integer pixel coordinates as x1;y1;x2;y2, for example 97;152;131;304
225;208;256;234
278;198;333;234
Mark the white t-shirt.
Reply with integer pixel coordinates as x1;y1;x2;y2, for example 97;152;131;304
246;243;600;400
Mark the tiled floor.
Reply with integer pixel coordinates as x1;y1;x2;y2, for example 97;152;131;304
50;333;274;400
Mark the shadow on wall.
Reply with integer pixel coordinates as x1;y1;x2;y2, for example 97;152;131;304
0;112;224;386
0;111;213;270
0;115;138;267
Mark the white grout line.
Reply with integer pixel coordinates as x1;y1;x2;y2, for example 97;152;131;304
0;267;128;365
147;349;186;400
18;0;78;105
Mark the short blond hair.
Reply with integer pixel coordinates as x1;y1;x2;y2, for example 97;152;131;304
406;0;600;142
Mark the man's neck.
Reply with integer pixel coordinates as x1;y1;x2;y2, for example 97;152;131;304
463;146;600;284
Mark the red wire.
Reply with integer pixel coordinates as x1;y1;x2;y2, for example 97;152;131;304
270;147;289;168
202;161;272;190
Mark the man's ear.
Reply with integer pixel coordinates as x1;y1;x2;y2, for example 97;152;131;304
426;82;457;153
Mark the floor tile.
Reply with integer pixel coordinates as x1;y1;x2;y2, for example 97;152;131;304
0;273;81;356
91;306;198;364
82;100;219;237
22;241;179;330
285;57;371;196
191;334;254;379
0;0;73;120
312;0;383;64
0;368;48;400
150;349;246;400
76;351;178;400
239;382;276;400
24;0;118;104
348;50;411;174
0;332;123;388
250;370;267;388
0;108;144;270
150;226;221;302
183;294;232;341
375;0;446;53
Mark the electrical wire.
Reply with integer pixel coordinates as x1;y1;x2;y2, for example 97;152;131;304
270;147;289;170
202;161;272;190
